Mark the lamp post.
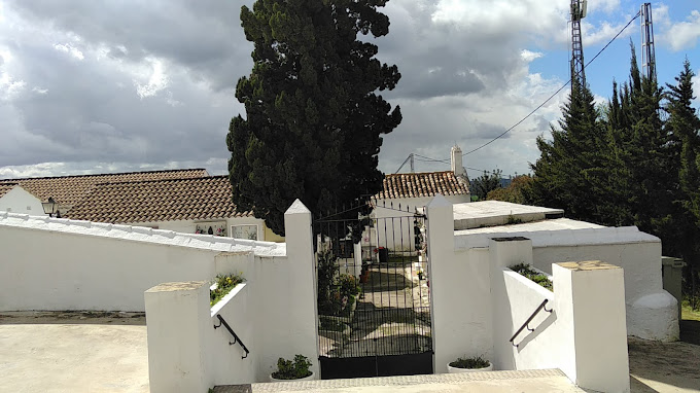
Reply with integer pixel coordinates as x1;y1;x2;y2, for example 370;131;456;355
42;197;60;218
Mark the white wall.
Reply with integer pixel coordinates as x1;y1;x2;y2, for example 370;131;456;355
145;200;319;390
532;243;661;302
0;186;44;216
453;224;677;341
0;212;285;312
532;243;678;341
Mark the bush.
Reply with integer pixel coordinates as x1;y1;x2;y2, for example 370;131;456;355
449;356;490;369
510;263;553;291
271;355;312;380
337;274;361;298
210;273;244;306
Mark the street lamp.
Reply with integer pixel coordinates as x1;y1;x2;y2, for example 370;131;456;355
42;197;60;218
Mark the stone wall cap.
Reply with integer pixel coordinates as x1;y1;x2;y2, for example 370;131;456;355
557;260;621;271
146;281;208;292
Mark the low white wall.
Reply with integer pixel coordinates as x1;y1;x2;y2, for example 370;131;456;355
145;199;318;391
533;243;678;341
208;283;256;385
532;243;661;302
0;212;285;312
494;268;556;371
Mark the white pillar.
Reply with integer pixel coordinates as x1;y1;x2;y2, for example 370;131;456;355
145;281;211;393
427;194;492;373
553;261;630;393
282;199;320;377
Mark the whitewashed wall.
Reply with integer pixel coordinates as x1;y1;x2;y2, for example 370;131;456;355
0;212;285;312
0;186;44;216
145;200;319;391
532;243;678;341
453;223;677;341
494;268;557;371
428;197;630;392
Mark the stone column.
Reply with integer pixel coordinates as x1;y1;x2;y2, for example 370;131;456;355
145;281;211;393
553;261;630;393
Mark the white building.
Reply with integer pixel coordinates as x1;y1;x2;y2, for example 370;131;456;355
369;145;470;252
0;183;44;216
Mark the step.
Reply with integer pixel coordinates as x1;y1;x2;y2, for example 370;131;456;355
214;368;585;393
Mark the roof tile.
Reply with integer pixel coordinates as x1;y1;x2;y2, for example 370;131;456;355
376;171;469;200
64;176;251;223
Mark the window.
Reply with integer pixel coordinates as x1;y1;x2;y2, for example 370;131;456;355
231;224;258;241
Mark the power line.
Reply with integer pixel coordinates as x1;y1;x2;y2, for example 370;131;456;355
462;10;642;157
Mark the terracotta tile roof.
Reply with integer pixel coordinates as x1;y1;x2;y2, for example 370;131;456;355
64;176;251;223
0;169;209;207
376;171;470;199
0;183;18;199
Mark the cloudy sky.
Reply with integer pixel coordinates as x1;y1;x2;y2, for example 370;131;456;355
1;0;699;180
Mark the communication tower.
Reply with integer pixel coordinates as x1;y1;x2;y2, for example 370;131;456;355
570;0;588;89
640;3;656;81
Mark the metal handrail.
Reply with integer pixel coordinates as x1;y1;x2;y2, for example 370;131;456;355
509;299;553;347
213;314;250;359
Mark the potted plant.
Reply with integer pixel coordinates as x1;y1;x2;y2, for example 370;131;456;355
270;355;314;382
447;355;492;373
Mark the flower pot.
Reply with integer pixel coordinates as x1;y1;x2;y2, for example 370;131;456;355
270;371;315;382
447;363;493;373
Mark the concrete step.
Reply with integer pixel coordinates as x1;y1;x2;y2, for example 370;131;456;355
215;368;585;393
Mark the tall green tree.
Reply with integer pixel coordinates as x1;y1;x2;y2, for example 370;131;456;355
531;76;607;221
227;0;402;235
665;60;700;307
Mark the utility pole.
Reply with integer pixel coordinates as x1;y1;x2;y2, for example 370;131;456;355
570;0;588;90
640;3;656;82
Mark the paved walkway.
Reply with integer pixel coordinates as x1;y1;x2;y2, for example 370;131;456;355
218;369;585;393
0;312;148;393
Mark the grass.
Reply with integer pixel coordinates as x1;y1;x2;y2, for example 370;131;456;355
210;273;244;306
510;263;553;291
682;300;700;321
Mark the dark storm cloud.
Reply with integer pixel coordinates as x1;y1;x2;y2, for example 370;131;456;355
1;0;572;178
7;0;255;91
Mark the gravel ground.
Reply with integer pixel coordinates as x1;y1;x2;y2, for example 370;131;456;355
629;337;700;392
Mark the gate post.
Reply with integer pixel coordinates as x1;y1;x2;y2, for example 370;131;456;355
425;194;456;374
283;199;320;377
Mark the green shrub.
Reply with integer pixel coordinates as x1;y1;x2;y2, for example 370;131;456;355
510;263;553;291
271;355;312;380
449;356;490;369
210;273;244;306
337;274;361;298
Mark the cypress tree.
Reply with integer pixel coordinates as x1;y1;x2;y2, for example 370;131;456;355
531;77;606;221
665;60;700;307
227;0;402;235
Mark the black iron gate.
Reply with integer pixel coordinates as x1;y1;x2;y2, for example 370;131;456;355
314;203;432;379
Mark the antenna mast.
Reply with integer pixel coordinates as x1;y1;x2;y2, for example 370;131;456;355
640;3;656;81
570;0;588;90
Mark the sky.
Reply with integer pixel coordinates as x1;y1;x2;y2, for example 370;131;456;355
0;0;699;180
